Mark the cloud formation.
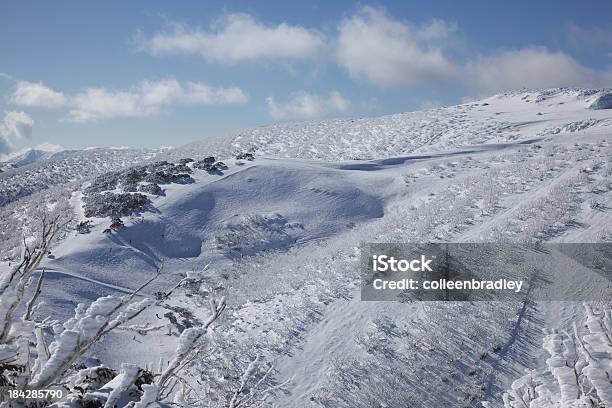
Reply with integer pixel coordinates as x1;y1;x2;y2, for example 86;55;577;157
12;81;67;108
336;6;459;87
465;47;612;91
11;79;247;122
568;23;612;50
1;111;33;139
266;91;350;120
132;7;611;96
336;6;612;92
0;111;34;154
136;13;325;63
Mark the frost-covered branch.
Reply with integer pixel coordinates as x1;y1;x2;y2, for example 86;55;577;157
228;354;291;408
31;268;162;388
155;289;226;400
0;215;65;343
104;364;141;408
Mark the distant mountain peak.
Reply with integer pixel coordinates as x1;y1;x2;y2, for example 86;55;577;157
1;143;65;169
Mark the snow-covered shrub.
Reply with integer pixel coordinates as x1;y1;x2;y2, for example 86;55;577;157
83;192;149;218
110;217;125;230
137;182;163;196
215;213;303;258
193;157;227;173
75;220;93;234
235;153;255;161
193;157;216;170
144;170;192;185
79;160;198;221
502;304;612;407
184;279;290;407
85;161;194;197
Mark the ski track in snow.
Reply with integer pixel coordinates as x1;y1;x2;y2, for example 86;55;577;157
37;267;140;295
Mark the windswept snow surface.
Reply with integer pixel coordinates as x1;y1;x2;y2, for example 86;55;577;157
3;88;612;406
167;88;611;161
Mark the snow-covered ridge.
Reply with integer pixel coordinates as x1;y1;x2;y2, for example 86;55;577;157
165;87;612;162
1;88;609;209
0;144;65;170
0;147;162;207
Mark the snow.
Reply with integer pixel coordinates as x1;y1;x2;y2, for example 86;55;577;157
588;91;612;110
132;383;159;408
104;363;141;408
2;88;611;406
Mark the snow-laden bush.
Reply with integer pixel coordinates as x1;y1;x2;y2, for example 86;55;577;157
75;220;93;234
137;183;163;196
502;304;612;407
80;160;201;220
83;192;149;218
85;160;194;197
0;184;74;261
235;153;254;161
215;213;303;258
193;157;228;173
193;157;216;170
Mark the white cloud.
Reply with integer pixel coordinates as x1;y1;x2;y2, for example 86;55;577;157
336;6;612;92
466;47;612;92
0;138;9;155
68;87;154;122
181;82;248;105
139;79;183;106
568;23;612;50
266;90;350;120
136;14;325;63
0;111;34;154
9;79;247;123
68;79;248;122
1;111;33;139
336;6;459;87
12;81;67;108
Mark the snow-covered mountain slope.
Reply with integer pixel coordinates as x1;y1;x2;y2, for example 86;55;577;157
0;147;162;206
0;146;166;261
167;88;611;161
2;88;611;406
0;144;65;170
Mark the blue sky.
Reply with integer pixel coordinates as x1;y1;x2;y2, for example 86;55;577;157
1;0;611;155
